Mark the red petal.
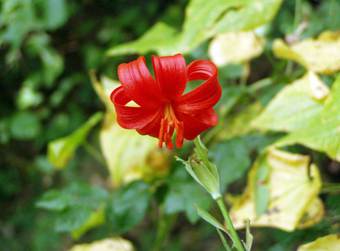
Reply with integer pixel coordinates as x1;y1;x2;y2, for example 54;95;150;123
111;86;162;129
118;56;161;107
152;54;187;100
137;110;164;138
177;108;218;140
175;60;221;113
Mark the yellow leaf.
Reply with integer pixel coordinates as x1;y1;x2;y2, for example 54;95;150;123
100;117;169;186
297;234;340;251
297;197;324;229
230;149;323;231
273;31;340;74
69;238;134;251
209;31;264;66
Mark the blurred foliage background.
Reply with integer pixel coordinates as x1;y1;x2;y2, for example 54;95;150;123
0;0;340;250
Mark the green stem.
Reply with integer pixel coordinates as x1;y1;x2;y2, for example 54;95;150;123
216;197;245;251
217;229;233;251
151;212;176;251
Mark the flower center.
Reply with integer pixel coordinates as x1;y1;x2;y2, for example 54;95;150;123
158;104;184;149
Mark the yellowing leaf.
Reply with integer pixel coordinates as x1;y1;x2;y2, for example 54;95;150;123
230;149;322;231
273;31;340;74
297;198;324;229
90;71;119;112
69;238;134;251
297;234;340;251
252;72;329;132
47;112;103;169
276;75;340;161
209;32;264;66
100;117;169;186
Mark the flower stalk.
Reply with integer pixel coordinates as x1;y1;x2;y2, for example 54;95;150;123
178;136;247;251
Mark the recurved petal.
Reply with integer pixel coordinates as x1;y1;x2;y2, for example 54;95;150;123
118;56;161;107
152;54;187;100
178;108;218;140
111;86;162;129
175;60;222;113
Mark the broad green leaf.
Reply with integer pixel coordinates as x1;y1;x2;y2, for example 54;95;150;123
41;0;68;30
210;137;252;190
36;183;108;237
196;205;226;233
209;31;264;66
210;0;283;35
71;207;105;240
252;72;329;132
297;234;340;251
106;181;150;234
273;31;340;74
107;0;282;56
163;167;211;223
17;83;43;109
276;75;340;161
107;22;179;56
230;149;322;231
69;238;134;251
36;183;109;211
47;112;103;169
10;111;41;140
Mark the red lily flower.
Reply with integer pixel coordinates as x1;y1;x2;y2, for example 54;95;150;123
110;54;222;149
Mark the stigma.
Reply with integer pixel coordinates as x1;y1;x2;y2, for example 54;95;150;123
158;104;184;149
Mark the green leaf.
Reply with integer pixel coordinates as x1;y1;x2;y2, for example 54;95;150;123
107;22;179;56
36;183;109;212
55;207;93;233
17;83;43;109
196;205;226;233
254;156;270;216
276;75;340;161
41;0;68;30
10;111;41;140
252;72;329;132
36;183;108;236
47;112;103;169
210;137;252;190
106;181;151;234
107;0;283;56
163;167;211;223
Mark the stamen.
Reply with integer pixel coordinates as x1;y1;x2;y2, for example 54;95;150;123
158;104;184;149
